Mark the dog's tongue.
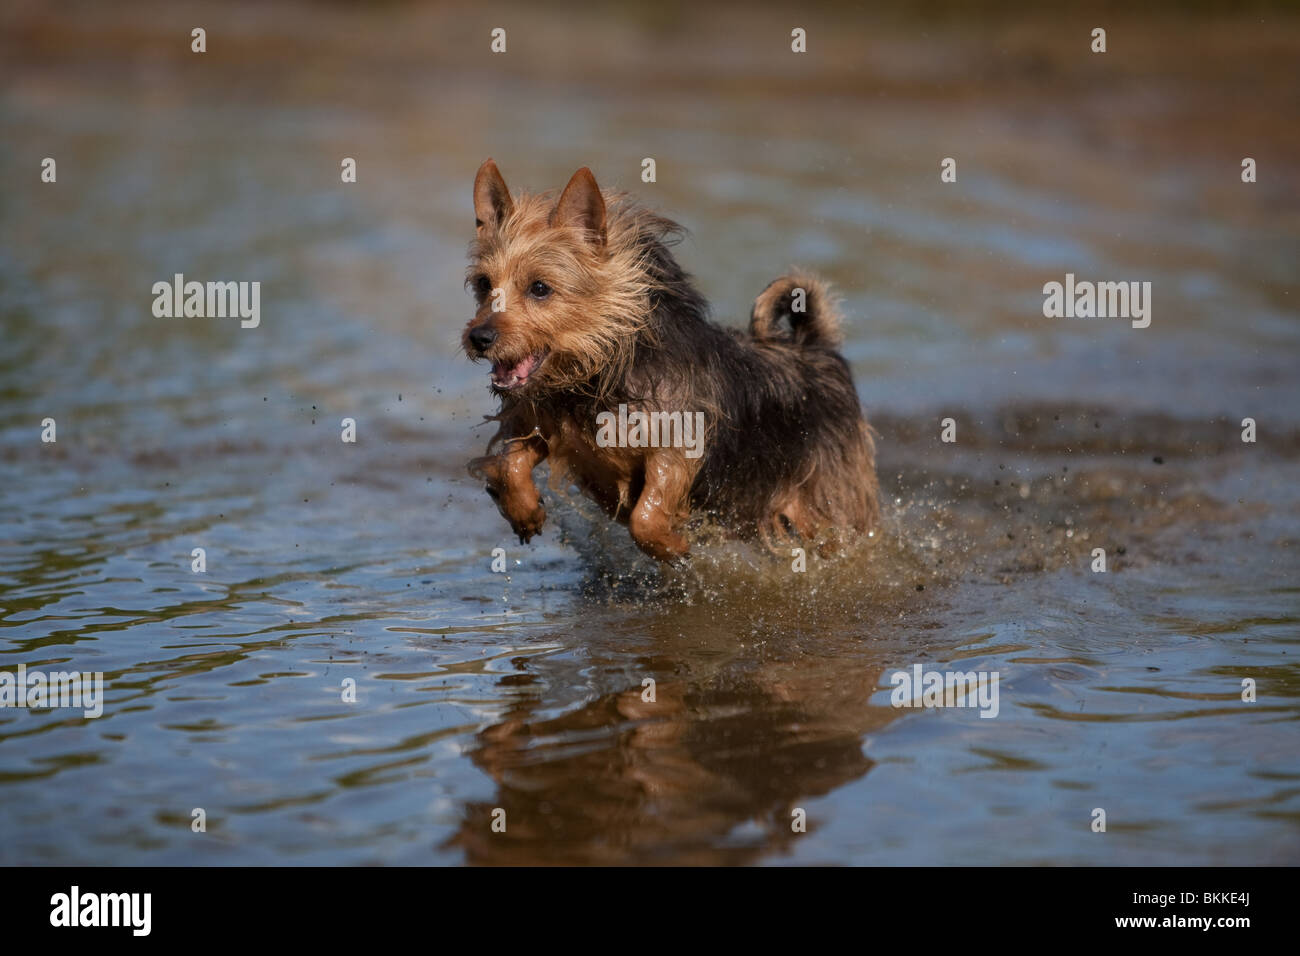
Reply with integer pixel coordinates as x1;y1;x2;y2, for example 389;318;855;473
491;354;540;388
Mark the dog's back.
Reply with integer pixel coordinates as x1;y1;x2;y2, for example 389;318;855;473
671;273;879;547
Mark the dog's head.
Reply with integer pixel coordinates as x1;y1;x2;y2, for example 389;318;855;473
463;160;648;396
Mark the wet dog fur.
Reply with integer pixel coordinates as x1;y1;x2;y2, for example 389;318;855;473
461;160;879;562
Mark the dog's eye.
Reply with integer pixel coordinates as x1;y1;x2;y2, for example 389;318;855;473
528;281;552;300
474;275;492;296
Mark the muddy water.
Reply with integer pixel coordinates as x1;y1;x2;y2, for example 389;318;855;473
1;2;1298;864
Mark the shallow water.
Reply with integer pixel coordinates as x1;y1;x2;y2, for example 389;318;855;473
1;2;1298;864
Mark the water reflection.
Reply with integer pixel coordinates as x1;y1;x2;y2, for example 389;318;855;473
451;615;897;865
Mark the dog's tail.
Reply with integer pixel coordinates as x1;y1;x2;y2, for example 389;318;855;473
748;272;843;349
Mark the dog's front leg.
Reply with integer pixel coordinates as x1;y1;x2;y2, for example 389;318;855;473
470;434;549;544
628;451;692;562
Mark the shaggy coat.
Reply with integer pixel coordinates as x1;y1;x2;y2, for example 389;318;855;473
462;160;879;561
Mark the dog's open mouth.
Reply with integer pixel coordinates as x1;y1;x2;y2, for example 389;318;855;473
490;350;547;390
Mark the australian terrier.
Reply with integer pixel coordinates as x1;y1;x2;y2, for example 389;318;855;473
462;159;879;562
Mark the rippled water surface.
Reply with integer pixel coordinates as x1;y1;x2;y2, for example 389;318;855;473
1;2;1298;864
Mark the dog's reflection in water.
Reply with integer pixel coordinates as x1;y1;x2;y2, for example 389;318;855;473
447;653;900;865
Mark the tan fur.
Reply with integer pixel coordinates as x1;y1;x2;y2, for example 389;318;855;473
462;160;880;563
467;181;677;400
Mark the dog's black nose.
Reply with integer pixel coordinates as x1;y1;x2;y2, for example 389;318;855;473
468;326;498;353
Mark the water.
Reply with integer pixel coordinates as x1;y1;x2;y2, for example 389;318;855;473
1;1;1298;865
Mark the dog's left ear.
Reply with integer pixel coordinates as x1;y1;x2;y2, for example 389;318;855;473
550;167;606;248
474;159;514;232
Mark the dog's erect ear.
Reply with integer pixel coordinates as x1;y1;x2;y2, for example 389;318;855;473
550;167;606;247
473;159;514;231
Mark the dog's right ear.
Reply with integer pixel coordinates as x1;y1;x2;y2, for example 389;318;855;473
473;159;514;232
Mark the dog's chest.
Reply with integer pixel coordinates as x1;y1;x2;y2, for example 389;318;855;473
539;414;641;518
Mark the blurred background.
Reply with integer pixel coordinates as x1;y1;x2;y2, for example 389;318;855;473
0;0;1297;865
